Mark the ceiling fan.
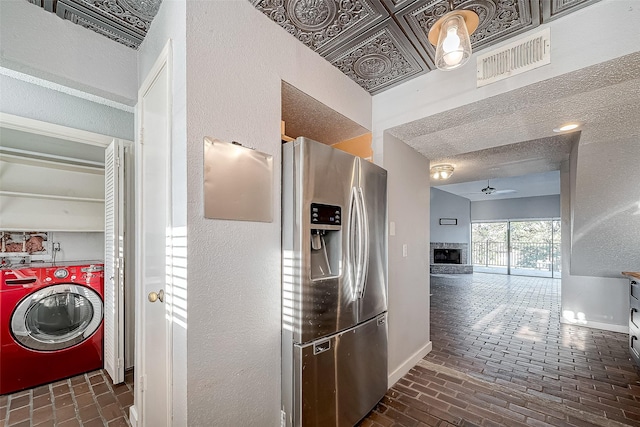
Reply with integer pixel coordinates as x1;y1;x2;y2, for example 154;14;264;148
479;179;517;195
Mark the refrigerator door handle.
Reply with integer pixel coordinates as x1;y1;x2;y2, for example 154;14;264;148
357;186;369;299
349;186;360;299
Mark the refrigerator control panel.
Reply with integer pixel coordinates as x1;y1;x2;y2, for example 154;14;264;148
310;203;341;226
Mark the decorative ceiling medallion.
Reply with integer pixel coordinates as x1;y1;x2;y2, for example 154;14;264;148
252;0;388;54
287;0;337;31
354;54;393;78
327;22;428;94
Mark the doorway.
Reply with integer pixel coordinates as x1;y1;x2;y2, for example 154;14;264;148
472;219;561;278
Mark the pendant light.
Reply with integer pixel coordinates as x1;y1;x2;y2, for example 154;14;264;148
427;0;479;71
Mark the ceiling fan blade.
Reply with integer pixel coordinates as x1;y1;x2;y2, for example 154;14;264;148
493;189;517;194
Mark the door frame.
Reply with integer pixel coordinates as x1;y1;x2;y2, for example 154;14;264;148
132;39;174;427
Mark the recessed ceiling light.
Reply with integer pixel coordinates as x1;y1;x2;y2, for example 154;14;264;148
553;123;580;133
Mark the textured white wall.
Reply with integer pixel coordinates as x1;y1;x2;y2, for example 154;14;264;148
0;0;137;105
471;195;561;221
384;134;431;386
571;134;640;278
136;0;188;424
561;143;629;332
184;2;371;426
430;188;471;244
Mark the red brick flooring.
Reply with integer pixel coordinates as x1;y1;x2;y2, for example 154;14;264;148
1;369;133;427
360;273;640;427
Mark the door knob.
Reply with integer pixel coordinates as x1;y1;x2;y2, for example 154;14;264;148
148;289;164;303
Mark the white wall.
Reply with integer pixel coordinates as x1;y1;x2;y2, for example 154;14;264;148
136;0;188;424
0;0;137;106
561;139;629;333
183;2;371;425
384;133;431;386
50;232;104;262
430;188;470;243
471;195;561;221
571;134;640;278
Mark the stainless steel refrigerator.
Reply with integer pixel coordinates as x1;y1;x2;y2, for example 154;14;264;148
282;137;388;427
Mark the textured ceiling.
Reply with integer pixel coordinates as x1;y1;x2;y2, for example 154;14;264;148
281;82;369;144
252;0;600;94
435;170;560;201
405;51;640;198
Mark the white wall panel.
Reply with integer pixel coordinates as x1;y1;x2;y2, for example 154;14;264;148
384;134;431;386
431;188;471;243
0;0;137;105
182;2;371;425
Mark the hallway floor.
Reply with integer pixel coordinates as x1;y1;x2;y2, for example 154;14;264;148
361;273;640;427
1;369;133;427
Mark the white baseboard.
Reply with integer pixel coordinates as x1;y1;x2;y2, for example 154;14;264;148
388;341;432;387
560;317;628;333
129;405;139;427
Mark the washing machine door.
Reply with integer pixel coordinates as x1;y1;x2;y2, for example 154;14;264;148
11;284;103;351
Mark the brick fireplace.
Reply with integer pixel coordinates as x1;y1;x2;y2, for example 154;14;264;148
430;242;473;274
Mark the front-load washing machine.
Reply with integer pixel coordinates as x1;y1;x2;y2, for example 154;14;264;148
0;262;104;394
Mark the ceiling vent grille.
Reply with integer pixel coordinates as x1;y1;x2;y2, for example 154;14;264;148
476;28;551;87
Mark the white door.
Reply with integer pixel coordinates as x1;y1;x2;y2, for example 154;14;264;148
105;139;126;384
133;40;173;427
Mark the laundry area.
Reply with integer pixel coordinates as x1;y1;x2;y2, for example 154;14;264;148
0;116;135;424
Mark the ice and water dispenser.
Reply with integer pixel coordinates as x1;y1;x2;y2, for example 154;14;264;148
309;203;342;281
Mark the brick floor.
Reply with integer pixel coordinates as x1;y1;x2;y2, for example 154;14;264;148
360;273;640;427
1;369;133;427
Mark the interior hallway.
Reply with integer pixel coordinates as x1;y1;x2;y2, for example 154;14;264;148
361;273;640;427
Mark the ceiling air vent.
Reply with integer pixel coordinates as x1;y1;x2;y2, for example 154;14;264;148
476;28;550;87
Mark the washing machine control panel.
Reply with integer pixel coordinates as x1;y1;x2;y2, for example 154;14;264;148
53;268;69;279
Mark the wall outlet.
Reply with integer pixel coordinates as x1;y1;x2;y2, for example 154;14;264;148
390;221;396;236
402;244;408;257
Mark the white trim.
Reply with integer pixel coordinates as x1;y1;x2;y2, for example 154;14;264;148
388;341;432;387
133;38;174;427
0;67;134;113
129;406;139;427
0;112;117;147
560;317;628;334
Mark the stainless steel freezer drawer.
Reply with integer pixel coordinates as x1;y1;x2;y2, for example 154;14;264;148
293;314;388;427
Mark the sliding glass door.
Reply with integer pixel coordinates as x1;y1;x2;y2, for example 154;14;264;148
471;222;508;274
472;219;561;278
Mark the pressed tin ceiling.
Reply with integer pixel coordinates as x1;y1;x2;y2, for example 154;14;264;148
26;0;598;90
26;0;161;49
253;0;600;93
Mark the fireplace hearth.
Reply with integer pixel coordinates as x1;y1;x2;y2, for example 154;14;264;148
434;249;461;264
430;243;473;274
